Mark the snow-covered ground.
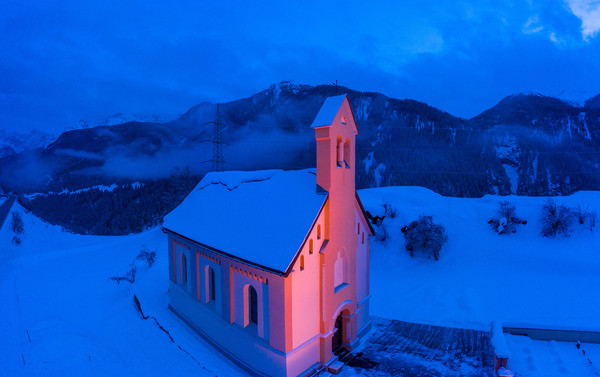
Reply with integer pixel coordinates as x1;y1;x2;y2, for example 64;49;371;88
360;187;600;331
1;185;599;376
505;335;600;376
0;202;244;377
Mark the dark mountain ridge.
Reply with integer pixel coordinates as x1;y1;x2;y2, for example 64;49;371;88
1;82;598;234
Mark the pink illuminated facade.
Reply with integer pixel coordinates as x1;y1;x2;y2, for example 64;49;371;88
163;95;373;376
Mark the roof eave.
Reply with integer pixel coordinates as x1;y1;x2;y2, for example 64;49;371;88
355;191;375;235
163;227;287;276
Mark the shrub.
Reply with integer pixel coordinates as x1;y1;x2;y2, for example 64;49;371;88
374;221;388;243
11;211;24;235
110;264;137;285
575;204;597;231
382;203;398;219
402;216;447;260
488;201;526;235
588;211;597;231
110;245;157;284
10;211;24;245
136;245;157;267
541;199;574;237
575;204;588;225
366;210;384;226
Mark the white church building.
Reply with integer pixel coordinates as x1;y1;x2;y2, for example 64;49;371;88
162;94;373;376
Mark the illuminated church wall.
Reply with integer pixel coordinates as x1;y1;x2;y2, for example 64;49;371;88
312;97;372;364
290;212;325;348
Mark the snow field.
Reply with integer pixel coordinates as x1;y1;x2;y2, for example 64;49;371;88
505;335;600;376
359;187;600;331
1;185;599;376
0;202;243;377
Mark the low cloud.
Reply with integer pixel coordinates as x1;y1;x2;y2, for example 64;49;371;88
97;145;211;180
522;16;545;34
565;0;600;40
54;148;104;160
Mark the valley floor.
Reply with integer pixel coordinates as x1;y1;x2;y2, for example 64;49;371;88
1;186;599;376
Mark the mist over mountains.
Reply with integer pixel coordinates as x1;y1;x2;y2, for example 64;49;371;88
1;81;599;234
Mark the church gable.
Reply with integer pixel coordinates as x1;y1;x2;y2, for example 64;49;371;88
311;94;359;135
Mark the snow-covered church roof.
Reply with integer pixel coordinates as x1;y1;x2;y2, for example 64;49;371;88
310;94;347;128
163;169;327;274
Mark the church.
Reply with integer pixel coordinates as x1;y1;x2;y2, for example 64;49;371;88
162;94;373;376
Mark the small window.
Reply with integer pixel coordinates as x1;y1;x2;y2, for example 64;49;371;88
309;239;313;254
300;255;305;271
206;265;216;303
341;115;346;125
357;222;360;235
249;286;258;325
362;232;365;244
336;136;342;167
317;224;321;239
181;253;187;285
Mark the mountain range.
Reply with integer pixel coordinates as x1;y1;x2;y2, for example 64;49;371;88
1;81;598;234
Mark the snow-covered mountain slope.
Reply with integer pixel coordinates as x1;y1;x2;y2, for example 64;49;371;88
1;186;599;375
77;112;180;128
2;82;598;199
0;128;57;158
0;113;178;159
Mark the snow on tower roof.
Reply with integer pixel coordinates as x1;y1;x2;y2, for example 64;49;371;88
163;169;327;274
310;94;348;128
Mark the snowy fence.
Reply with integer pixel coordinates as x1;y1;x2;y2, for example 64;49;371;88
503;324;600;344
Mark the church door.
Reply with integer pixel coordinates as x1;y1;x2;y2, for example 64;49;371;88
332;313;343;353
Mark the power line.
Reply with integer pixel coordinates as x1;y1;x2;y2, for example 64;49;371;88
212;105;225;172
198;105;227;172
193;121;600;134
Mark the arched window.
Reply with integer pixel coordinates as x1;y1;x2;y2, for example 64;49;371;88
249;286;258;325
344;138;351;168
205;265;216;303
181;253;187;285
317;224;321;239
336;136;342;167
300;255;305;271
309;239;313;254
209;267;216;301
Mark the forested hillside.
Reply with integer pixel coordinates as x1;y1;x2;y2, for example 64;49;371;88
2;82;598;234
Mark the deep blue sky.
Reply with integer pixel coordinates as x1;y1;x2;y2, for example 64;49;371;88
1;0;599;133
